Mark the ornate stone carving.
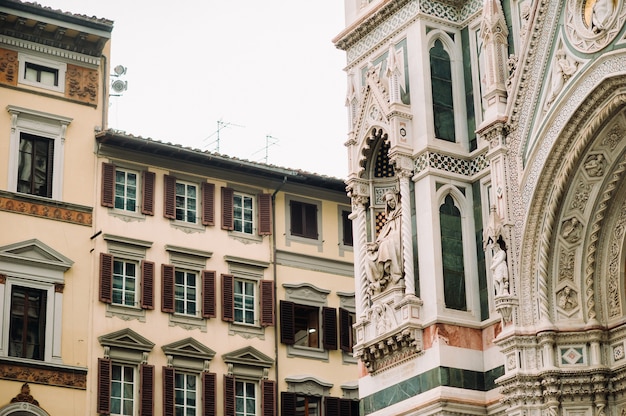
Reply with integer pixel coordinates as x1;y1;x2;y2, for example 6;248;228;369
583;153;606;177
545;47;578;109
565;0;626;53
558;249;575;282
0;48;18;86
557;286;578;311
570;180;591;211
11;383;39;405
560;217;583;244
66;64;98;104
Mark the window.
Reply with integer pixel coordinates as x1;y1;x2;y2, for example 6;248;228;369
162;265;215;320
99;252;154;311
9;286;46;360
0;239;71;364
24;62;58;87
17;54;66;93
281;390;359;416
101;163;156;215
290;200;318;239
234;192;255;234
175;269;198;316
234;279;255;325
341;210;353;247
222;346;275;416
430;39;456;142
235;380;256;416
162;338;217;416
339;308;356;354
222;274;274;327
164;175;214;226
221;187;272;236
280;301;337;352
111;363;136;416
8;106;72;201
97;329;155;416
440;194;466;310
17;133;53;198
176;181;198;223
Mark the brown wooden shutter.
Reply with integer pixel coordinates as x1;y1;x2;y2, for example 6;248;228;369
258;193;272;235
97;358;111;414
202;270;216;318
339;307;352;353
340;399;355;416
221;274;234;322
162;264;175;313
261;379;276;416
322;307;338;350
221;187;234;230
223;374;235;416
164;175;176;219
162;366;175;416
141;261;155;310
101;162;115;207
201;182;215;226
99;253;113;304
280;392;296;415
324;396;341;416
279;300;295;345
260;280;274;326
202;372;217;416
142;171;155;215
140;364;154;416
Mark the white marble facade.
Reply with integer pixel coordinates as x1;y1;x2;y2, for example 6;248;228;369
336;0;626;414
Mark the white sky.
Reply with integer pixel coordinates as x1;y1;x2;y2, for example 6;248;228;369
39;1;350;178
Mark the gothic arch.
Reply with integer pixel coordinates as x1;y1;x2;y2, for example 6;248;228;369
358;127;393;179
518;75;626;327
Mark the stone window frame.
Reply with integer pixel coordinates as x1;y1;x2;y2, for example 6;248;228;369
337;292;357;365
338;205;354;257
18;53;67;93
284;194;323;251
7;106;72;201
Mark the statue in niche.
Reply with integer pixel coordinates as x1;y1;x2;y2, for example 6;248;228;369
365;189;403;296
590;0;615;33
545;48;577;107
491;238;510;296
561;217;583;243
584;153;605;177
484;206;509;296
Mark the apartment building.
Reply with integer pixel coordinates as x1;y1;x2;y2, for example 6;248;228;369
0;1;359;415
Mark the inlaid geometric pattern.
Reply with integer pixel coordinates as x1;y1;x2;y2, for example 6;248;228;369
560;347;584;365
375;211;387;237
375;140;395;178
414;151;489;177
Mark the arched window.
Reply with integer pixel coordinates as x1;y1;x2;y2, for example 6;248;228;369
440;195;466;310
430;39;456;142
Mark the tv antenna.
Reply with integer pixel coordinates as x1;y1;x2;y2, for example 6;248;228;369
252;135;279;164
203;119;244;152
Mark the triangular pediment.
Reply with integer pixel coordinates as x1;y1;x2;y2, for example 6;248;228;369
99;328;154;352
162;337;216;361
223;346;273;368
353;66;391;141
0;239;73;271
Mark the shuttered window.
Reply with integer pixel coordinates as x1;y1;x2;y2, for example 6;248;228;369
325;396;341;416
97;358;111;414
261;380;275;416
258;193;272;235
101;163;154;215
203;372;217;416
221;187;234;230
202;270;216;318
99;253;153;310
222;274;234;322
162;265;215;318
279;300;295;345
260;280;274;326
139;364;154;416
201;182;215;226
224;374;235;415
290;200;318;239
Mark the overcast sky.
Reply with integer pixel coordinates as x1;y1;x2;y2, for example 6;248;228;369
39;1;350;178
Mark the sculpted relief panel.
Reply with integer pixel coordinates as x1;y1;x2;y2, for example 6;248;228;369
565;0;626;53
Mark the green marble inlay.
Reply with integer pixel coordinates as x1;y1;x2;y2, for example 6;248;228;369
361;365;504;414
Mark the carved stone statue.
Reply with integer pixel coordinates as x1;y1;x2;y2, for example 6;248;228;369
546;49;577;107
365;190;403;295
491;239;509;296
591;0;614;33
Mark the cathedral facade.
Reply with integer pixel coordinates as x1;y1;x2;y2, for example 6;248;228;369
334;0;626;414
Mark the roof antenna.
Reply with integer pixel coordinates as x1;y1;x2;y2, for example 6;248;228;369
203;119;244;152
252;135;279;164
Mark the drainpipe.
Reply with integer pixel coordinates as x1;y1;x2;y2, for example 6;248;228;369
272;176;287;410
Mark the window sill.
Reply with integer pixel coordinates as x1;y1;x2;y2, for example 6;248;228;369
287;345;329;361
106;304;146;322
169;313;207;332
170;220;205;234
229;231;262;244
109;209;146;223
229;322;265;340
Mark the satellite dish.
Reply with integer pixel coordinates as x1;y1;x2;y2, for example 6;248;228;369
113;65;127;76
111;79;127;93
